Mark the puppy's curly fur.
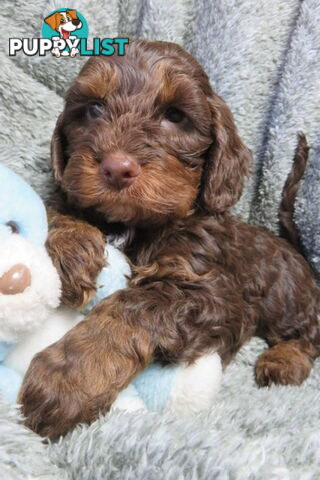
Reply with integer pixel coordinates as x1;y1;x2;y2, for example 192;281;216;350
19;40;320;439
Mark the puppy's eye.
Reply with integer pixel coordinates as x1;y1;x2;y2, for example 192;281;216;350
6;221;19;234
88;101;106;118
60;18;66;23
165;107;185;123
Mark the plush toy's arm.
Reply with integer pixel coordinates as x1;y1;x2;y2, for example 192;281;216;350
132;352;222;414
45;209;107;308
0;365;22;404
82;244;131;313
112;352;222;415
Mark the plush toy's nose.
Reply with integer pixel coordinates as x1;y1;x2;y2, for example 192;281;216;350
0;264;31;295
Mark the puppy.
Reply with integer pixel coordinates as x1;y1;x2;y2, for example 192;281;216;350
19;40;320;439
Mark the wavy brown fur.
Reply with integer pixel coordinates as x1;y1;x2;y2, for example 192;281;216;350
19;40;320;440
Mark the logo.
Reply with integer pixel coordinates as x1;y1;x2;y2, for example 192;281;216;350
42;8;88;57
9;8;129;57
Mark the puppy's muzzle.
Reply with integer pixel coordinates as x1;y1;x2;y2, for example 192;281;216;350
0;264;31;295
101;152;141;190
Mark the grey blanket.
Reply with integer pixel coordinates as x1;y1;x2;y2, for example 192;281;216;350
0;0;319;478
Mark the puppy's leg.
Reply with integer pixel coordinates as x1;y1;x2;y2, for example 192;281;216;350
255;339;318;386
255;246;320;387
19;267;247;439
19;293;154;439
46;209;106;308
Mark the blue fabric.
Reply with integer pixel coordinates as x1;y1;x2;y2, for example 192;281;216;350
0;163;47;246
0;365;22;404
82;244;131;313
0;342;11;362
133;363;177;412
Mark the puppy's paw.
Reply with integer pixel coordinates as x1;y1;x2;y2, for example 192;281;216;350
19;345;96;439
255;342;313;387
19;327;113;439
46;214;106;308
19;313;133;439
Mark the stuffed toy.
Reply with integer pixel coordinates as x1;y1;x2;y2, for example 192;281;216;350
0;163;222;414
0;163;62;402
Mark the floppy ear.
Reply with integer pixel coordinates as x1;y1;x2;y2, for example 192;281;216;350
200;94;251;213
51;113;68;184
66;9;77;19
44;12;60;31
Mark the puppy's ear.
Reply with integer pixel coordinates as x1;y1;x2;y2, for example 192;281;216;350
51;113;68;184
200;94;251;213
44;12;60;31
66;9;77;19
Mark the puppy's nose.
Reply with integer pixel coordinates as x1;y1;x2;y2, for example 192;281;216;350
101;152;141;190
72;19;81;26
0;264;31;295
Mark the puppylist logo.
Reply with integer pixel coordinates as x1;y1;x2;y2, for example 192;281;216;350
9;8;129;57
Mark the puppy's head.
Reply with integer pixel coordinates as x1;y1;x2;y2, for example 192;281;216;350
52;40;250;225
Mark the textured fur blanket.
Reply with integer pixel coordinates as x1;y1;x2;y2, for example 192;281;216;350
0;0;319;478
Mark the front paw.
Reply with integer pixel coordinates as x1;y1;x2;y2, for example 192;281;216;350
19;332;110;439
19;296;151;438
46;215;106;308
19;349;84;438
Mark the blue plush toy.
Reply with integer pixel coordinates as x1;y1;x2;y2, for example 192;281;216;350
0;163;222;415
0;164;61;402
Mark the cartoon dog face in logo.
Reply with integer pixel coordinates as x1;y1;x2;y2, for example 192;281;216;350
44;9;82;57
44;9;82;39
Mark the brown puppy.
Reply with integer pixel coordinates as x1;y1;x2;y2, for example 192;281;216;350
19;40;320;439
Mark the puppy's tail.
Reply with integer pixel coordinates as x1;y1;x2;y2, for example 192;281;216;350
279;133;309;255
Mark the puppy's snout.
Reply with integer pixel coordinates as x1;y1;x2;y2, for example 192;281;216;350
0;264;31;295
101;152;141;190
72;19;81;26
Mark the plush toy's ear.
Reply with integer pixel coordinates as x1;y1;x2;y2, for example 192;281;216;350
44;12;60;31
66;9;77;19
51;113;68;184
200;94;251;213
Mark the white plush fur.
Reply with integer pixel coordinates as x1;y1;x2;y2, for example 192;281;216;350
112;386;147;413
6;306;83;374
167;352;223;415
5;242;130;374
0;233;61;343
